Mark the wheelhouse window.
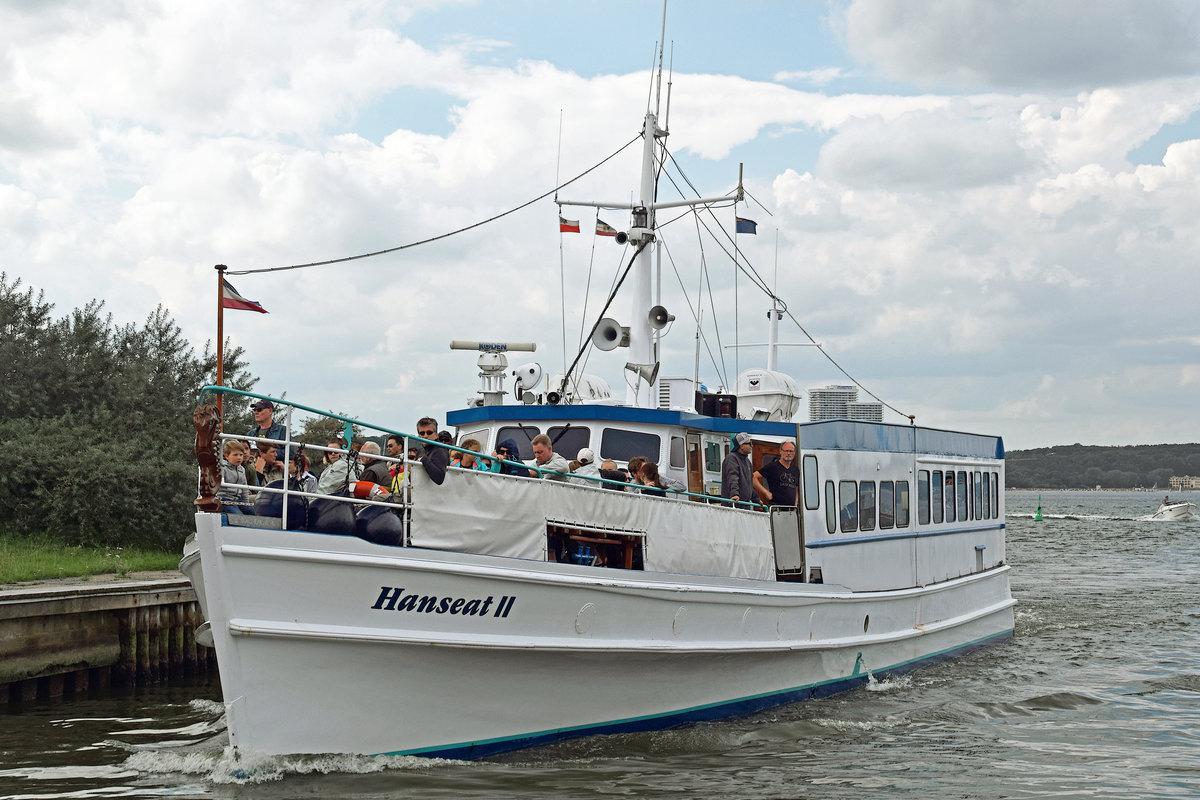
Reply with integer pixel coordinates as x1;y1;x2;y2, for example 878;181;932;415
803;455;820;510
982;472;991;519
879;481;895;529
825;480;836;533
839;480;858;533
497;426;539;460
932;470;944;523
859;481;876;532
548;426;590;463
918;470;930;525
896;480;910;527
600;429;660;464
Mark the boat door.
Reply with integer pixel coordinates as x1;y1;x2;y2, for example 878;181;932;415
751;441;780;505
686;432;704;496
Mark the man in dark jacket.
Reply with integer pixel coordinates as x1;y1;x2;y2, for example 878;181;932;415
721;432;754;506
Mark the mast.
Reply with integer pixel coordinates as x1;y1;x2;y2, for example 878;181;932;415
626;109;662;407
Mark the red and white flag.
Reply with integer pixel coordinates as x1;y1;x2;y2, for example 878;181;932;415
595;218;618;237
221;279;268;313
559;216;580;233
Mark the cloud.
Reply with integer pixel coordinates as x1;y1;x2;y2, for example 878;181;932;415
840;0;1200;91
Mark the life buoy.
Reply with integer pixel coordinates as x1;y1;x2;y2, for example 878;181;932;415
350;481;390;500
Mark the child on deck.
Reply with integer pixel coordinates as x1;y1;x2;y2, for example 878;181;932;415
218;439;252;514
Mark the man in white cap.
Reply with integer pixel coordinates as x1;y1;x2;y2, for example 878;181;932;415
721;432;754;506
570;447;601;487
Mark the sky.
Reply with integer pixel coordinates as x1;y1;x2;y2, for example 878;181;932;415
2;0;1199;451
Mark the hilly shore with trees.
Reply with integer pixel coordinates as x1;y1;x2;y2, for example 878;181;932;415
1006;443;1200;490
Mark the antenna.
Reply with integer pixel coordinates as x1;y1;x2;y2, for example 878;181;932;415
654;0;667;117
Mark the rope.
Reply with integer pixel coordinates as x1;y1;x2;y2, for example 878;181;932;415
226;134;641;276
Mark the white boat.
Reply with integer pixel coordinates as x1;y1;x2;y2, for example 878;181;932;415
183;17;1015;759
1150;499;1197;521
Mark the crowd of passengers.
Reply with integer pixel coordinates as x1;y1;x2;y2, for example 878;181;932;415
216;399;800;514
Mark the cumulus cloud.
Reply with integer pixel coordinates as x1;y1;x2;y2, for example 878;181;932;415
840;0;1200;91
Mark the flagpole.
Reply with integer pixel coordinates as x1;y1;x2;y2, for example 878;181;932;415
215;264;226;426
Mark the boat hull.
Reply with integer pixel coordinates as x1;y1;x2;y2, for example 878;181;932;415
1151;502;1197;521
188;512;1015;758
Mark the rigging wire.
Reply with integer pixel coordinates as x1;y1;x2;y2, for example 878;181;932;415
658;234;728;387
226;134;642;276
655;149;913;419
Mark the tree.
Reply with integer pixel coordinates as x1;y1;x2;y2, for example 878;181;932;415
0;273;258;549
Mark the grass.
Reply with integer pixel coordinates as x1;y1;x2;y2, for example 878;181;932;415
0;531;182;585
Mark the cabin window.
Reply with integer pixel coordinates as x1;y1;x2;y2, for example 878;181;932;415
918;470;930;525
459;429;489;451
497;426;539;460
944;471;956;523
931;470;944;523
956;471;968;521
669;435;685;469
803;455;820;510
548;426;590;462
879;481;895;529
992;472;1000;518
704;441;723;473
974;471;983;520
839;480;858;533
825;481;836;533
600;429;660;464
982;472;991;518
859;481;876;532
896;481;910;527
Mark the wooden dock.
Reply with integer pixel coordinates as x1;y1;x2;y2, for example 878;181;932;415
0;572;215;703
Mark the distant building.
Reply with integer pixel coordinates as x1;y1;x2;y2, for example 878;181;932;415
846;401;884;422
1169;475;1200;491
808;385;883;422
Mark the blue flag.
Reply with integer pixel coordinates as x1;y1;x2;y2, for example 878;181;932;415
735;217;757;235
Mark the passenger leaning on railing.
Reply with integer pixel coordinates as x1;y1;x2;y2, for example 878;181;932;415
527;434;570;482
451;438;492;472
569;448;601;487
492;439;528;476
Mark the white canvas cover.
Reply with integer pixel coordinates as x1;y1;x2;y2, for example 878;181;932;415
409;465;775;580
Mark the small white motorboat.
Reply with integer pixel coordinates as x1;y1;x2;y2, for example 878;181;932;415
1151;499;1198;521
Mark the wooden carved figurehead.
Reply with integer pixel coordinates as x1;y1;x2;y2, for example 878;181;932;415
194;404;223;512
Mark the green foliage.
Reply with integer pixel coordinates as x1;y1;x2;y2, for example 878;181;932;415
1006;443;1200;489
0;272;257;550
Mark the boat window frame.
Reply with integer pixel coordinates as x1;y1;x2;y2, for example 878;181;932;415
956;471;968;521
992;471;1000;518
896;480;910;528
974;470;983;520
932;469;944;524
803;455;820;510
496;426;540;460
918;470;930;525
669;435;686;469
859;481;876;532
825;480;837;533
878;480;895;529
839;480;858;533
548;426;590;464
944;471;956;523
600;428;661;465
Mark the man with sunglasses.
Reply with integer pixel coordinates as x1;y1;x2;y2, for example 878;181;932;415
246;399;287;445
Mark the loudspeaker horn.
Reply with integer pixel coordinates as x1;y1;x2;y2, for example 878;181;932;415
648;305;675;330
624;361;660;386
615;231;629;245
591;318;628;351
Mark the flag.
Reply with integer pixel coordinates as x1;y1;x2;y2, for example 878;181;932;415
735;217;758;235
595;218;618;237
559;216;580;233
221;279;268;313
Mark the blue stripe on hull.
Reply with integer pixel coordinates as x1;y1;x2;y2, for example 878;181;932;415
383;627;1015;760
